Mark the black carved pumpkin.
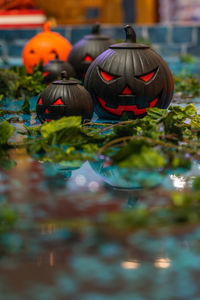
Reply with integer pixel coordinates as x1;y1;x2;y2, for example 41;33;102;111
36;71;94;123
84;25;174;120
68;24;114;81
43;54;76;84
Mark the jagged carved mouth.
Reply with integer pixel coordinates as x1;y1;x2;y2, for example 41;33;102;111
37;106;65;123
97;95;159;116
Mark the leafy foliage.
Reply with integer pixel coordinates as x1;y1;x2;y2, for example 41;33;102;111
0;206;18;234
24;104;200;172
25;116;102;166
0;95;4;116
0;66;45;100
0;120;15;169
180;53;197;64
174;71;200;98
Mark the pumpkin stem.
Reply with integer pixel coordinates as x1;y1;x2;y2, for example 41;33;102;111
124;25;136;43
43;21;51;32
61;71;68;80
51;50;59;59
92;23;100;35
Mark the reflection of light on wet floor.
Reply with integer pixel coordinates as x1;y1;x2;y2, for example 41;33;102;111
49;252;54;267
88;181;99;192
75;175;87;186
121;260;140;269
154;257;171;269
170;175;186;189
48;223;57;234
75;174;100;192
68;162;103;191
40;223;57;235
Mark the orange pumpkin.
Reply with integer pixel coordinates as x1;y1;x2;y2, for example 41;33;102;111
22;22;72;74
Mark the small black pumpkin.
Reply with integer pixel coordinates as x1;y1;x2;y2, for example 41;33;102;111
36;71;94;123
68;24;114;81
43;54;76;84
85;25;174;120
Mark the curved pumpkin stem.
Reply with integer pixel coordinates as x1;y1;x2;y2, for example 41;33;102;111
61;70;68;80
92;23;100;35
43;21;51;32
124;25;136;43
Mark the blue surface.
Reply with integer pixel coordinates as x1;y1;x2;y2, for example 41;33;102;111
172;26;193;43
7;43;25;57
0;28;39;41
148;26;168;44
2;24;200;60
70;27;92;45
188;45;200;57
159;45;182;57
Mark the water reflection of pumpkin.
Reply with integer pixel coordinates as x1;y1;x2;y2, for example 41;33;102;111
42;162;82;190
90;160;164;190
38;162;123;220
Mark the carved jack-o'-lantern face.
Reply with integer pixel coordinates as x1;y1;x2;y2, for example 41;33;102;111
23;22;72;74
68;24;114;81
36;71;94;123
85;26;174;120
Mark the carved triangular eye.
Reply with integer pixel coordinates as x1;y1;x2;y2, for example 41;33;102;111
83;55;93;62
100;70;116;82
53;98;64;105
38;98;43;105
139;71;155;82
43;71;49;77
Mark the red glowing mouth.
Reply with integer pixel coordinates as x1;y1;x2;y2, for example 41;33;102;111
97;96;159;116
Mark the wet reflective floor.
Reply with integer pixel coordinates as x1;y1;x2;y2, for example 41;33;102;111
1;59;200;300
2;150;200;300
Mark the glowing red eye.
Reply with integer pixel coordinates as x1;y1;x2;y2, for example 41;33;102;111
139;71;155;82
38;98;42;105
101;71;115;82
83;55;93;62
43;71;49;77
53;98;64;105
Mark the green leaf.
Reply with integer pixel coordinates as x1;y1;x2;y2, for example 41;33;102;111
21;97;30;114
193;177;200;190
174;72;200;98
40;116;82;139
111;139;166;169
146;107;167;120
0;67;46;99
0;121;15;144
180;53;197;64
0;157;16;170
